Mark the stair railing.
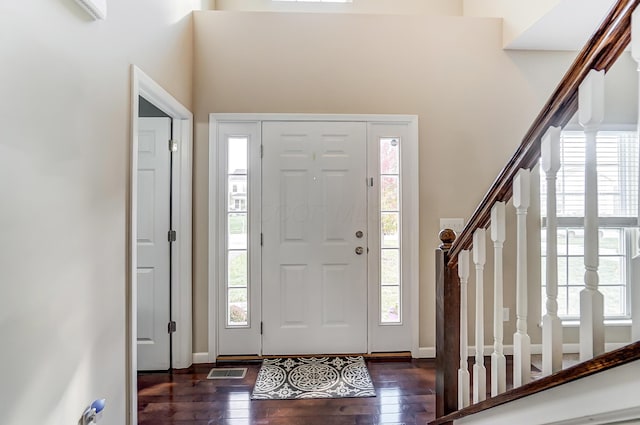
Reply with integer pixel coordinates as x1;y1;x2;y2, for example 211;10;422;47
433;0;640;422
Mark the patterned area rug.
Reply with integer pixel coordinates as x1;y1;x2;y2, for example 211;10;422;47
251;356;376;400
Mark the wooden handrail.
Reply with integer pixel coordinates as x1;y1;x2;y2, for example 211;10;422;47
448;0;640;267
429;341;640;425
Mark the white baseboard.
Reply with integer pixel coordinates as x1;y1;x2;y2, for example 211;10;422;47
192;352;210;364
418;343;629;359
418;347;436;358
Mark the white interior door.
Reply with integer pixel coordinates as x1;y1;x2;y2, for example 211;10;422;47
262;121;368;355
137;117;171;370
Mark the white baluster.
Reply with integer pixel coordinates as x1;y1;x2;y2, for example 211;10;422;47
473;229;487;403
513;168;531;387
541;126;563;376
578;69;605;361
490;202;506;396
458;250;471;409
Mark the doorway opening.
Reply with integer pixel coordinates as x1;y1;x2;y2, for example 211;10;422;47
208;114;419;361
129;66;193;425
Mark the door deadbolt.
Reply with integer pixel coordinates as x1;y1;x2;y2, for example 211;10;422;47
355;230;364;238
355;246;364;255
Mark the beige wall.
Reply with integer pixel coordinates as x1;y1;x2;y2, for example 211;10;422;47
192;11;585;352
0;1;197;424
214;0;462;15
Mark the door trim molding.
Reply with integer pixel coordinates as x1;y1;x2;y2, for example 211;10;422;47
128;65;193;425
208;113;419;362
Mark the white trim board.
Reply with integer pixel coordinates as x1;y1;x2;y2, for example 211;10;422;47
128;66;193;425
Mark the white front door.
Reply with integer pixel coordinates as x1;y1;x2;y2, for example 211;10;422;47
261;121;368;355
137;117;171;370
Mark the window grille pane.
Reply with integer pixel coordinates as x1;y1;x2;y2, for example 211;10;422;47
228;288;248;325
381;212;399;248
381;249;400;286
380;138;399;174
601;285;626;317
381;286;400;323
228;250;248;287
381;176;399;211
228;213;247;250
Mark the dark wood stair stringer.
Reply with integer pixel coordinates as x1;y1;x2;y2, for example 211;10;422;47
429;341;640;425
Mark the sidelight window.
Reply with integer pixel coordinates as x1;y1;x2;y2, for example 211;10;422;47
380;137;401;324
226;137;249;326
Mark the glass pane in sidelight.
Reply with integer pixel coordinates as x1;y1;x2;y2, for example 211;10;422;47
228;288;248;326
381;249;400;286
381;176;399;211
228;250;247;287
228;213;247;250
381;212;399;249
228;175;248;212
380;138;399;174
228;137;247;174
381;286;400;323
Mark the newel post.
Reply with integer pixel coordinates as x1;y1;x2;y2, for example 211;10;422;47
436;229;461;418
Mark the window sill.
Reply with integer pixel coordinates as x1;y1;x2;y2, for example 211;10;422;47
560;319;632;327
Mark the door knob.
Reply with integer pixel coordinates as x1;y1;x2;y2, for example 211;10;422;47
355;246;364;255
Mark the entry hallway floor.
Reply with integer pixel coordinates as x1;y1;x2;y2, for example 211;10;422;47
138;359;436;425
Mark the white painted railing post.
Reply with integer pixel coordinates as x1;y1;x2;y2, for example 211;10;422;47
472;229;487;403
541;126;563;376
458;250;471;409
513;168;531;387
490;202;506;396
578;69;605;361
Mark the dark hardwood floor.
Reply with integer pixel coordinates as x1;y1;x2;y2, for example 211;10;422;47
138;359;436;425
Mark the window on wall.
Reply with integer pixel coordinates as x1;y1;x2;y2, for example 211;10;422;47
227;137;249;327
540;130;638;320
380;137;401;324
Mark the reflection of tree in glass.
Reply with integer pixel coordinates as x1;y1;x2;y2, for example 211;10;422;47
228;252;247;286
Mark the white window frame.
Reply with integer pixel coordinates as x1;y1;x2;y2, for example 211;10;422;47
208;114;419;360
540;127;637;323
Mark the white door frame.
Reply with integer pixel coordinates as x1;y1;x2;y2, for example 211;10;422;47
128;66;193;425
208;113;419;361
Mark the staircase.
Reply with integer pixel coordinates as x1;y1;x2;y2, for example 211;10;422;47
431;1;640;424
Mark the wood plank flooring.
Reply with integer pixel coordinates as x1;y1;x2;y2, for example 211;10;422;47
138;359;436;425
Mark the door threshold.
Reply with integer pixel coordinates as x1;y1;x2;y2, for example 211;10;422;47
216;351;412;365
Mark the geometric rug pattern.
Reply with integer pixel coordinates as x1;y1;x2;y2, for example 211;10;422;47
251;356;376;400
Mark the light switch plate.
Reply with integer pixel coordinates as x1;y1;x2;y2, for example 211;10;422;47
439;218;465;235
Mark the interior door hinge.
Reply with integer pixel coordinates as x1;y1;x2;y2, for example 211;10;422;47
169;139;178;152
260;233;263;246
260;145;264;158
369;177;374;187
168;230;177;242
168;321;177;333
260;322;263;335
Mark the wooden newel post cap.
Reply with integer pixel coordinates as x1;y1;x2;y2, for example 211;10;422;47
439;228;456;250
